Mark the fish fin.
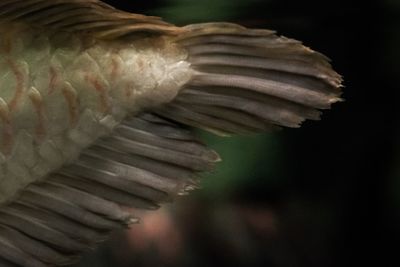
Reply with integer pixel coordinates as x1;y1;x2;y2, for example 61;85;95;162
0;113;218;266
0;0;182;39
156;23;343;135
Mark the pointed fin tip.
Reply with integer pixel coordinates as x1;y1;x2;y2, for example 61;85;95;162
206;150;222;163
126;217;140;225
330;97;345;104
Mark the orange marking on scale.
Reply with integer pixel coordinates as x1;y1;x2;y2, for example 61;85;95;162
85;74;110;113
7;59;25;111
48;66;59;95
62;85;79;128
29;88;47;142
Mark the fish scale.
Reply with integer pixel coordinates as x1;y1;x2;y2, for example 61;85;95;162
0;1;343;266
0;23;192;204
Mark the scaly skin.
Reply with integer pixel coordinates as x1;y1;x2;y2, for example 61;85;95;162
0;23;192;204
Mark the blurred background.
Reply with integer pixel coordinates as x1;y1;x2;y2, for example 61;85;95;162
74;0;400;266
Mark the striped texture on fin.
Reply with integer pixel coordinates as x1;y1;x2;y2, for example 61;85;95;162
155;23;343;135
0;113;219;266
0;0;182;39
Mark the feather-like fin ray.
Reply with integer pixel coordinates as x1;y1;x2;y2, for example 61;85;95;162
0;0;182;39
0;114;217;266
154;23;342;134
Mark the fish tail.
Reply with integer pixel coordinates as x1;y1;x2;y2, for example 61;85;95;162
156;22;343;135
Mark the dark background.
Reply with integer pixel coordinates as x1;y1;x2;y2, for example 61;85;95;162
74;1;400;267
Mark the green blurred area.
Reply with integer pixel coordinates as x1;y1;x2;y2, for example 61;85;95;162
154;0;285;200
197;132;285;200
155;0;262;24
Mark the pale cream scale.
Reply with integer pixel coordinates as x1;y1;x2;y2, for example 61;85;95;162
0;1;342;266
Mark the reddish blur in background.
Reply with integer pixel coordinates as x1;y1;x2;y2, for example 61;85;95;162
73;1;400;267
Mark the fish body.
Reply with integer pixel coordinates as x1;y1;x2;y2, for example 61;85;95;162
0;1;342;266
0;23;191;203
